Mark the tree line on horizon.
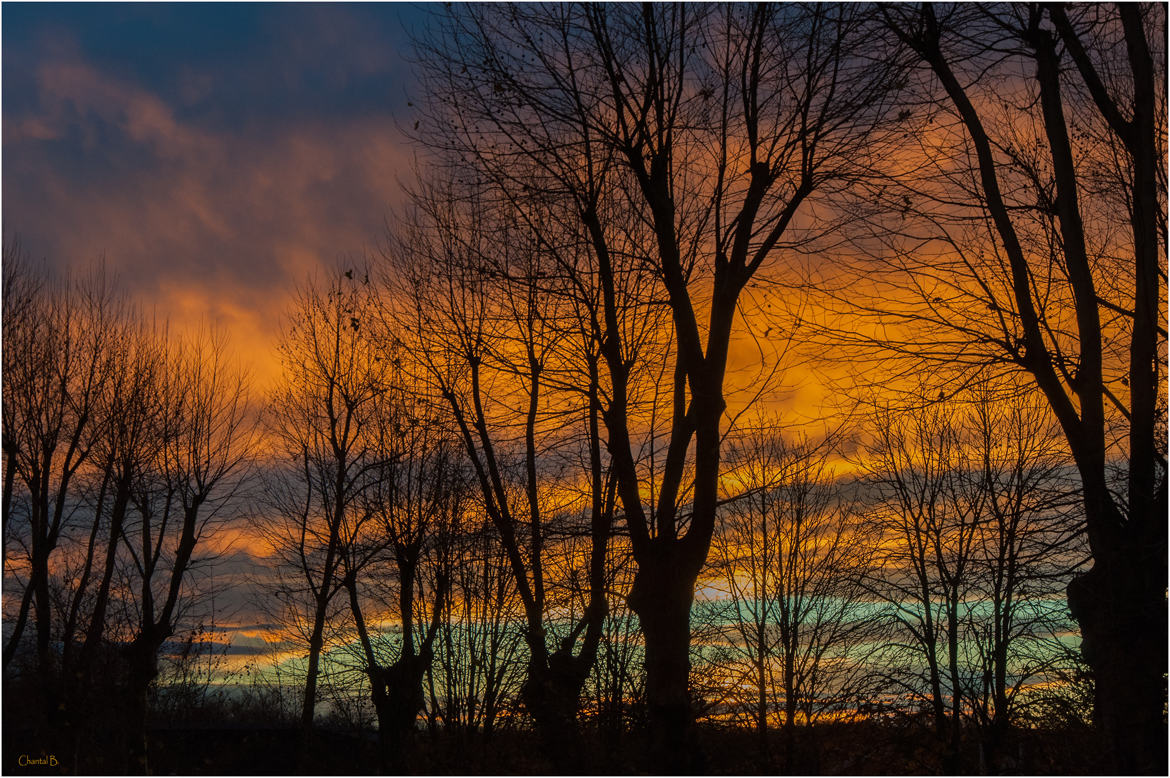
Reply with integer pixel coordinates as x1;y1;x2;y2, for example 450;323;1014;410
2;3;1164;775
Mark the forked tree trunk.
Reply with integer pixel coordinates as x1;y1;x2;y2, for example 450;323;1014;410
369;653;432;774
521;651;591;763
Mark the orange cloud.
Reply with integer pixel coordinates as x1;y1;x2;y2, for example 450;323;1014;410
8;55;415;392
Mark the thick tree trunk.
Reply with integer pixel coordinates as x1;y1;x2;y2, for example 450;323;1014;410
628;554;700;774
31;542;61;728
1068;544;1167;775
521;649;591;763
369;654;431;774
121;635;161;776
124;676;151;775
1027;22;1166;776
371;700;400;775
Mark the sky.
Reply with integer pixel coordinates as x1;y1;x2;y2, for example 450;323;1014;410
4;2;440;652
0;3;885;654
4;2;430;389
1;4;1104;695
0;1;841;663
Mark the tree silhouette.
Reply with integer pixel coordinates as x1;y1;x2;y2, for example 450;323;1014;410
414;5;902;765
2;4;1161;773
848;5;1167;770
712;420;875;770
2;255;253;772
859;384;1083;771
117;330;254;772
388;181;616;759
339;364;459;772
260;271;389;743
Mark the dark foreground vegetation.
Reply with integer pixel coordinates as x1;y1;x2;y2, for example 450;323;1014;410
4;702;1109;776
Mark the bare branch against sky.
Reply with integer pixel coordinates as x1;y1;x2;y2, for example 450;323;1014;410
2;3;1164;776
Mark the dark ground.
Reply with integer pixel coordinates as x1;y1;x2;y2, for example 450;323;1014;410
3;717;1109;775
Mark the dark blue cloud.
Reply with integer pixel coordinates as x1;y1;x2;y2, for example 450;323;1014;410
4;3;429;131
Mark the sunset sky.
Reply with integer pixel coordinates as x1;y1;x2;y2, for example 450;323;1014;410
5;2;429;389
5;8;1154;772
3;2;847;659
0;2;965;649
4;4;446;653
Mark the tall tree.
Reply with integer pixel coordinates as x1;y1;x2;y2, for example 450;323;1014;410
2;254;253;770
963;383;1085;770
713;423;874;771
339;367;458;772
858;385;1084;771
415;5;900;764
390;183;616;758
1;261;116;690
861;400;985;765
118;329;254;772
1;241;41;557
854;5;1167;770
426;515;527;738
261;270;389;739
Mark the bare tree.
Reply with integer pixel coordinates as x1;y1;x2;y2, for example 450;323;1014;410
713;422;875;770
388;179;616;758
859;385;1085;771
861;398;988;767
1;240;42;555
116;329;254;772
414;4;900;763
2;251;253;771
963;383;1085;770
424;513;528;739
48;308;169;769
838;5;1167;770
261;269;480;770
582;538;644;745
1;260;117;694
339;368;458;771
260;270;388;739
